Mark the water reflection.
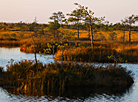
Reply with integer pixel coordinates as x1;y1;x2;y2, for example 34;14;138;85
0;47;54;71
0;47;138;101
1;84;133;102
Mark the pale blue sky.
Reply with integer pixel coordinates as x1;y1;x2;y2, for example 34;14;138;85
0;0;138;24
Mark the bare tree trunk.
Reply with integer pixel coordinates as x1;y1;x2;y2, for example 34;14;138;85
123;29;125;42
90;21;94;49
61;46;63;72
77;21;79;39
61;33;63;73
129;25;131;42
32;37;37;65
88;27;90;39
34;49;37;64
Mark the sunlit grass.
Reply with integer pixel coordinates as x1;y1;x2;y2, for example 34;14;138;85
0;60;134;93
1;28;138;59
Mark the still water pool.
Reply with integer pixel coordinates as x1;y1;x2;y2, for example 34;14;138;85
0;47;138;102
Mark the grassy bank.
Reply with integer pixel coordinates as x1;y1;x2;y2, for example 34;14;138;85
0;60;134;94
1;27;138;63
55;46;138;63
0;41;21;47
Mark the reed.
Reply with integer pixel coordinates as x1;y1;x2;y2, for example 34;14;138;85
55;46;138;63
55;47;119;63
0;60;134;94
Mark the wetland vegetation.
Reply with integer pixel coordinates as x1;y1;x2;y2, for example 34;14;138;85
0;60;134;95
0;3;138;99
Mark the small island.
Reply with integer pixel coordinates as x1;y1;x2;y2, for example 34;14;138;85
0;59;134;94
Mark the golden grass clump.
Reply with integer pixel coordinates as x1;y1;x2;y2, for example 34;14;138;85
55;47;118;63
0;60;134;95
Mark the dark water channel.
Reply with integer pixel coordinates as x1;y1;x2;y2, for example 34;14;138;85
0;47;138;102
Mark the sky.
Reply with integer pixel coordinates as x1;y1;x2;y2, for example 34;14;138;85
0;0;138;25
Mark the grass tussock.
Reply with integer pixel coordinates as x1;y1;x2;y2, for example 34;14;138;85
0;60;134;94
55;46;138;63
55;47;119;63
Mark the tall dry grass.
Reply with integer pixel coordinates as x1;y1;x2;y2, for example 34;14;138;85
0;60;134;93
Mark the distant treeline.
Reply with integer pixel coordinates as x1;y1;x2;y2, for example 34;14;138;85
0;22;138;31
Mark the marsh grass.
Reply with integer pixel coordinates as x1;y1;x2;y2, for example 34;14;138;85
0;60;134;94
55;47;119;63
1;28;138;62
0;40;21;47
55;46;138;63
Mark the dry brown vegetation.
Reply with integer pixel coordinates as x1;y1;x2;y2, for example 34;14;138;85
0;60;134;94
62;29;138;56
1;26;138;56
